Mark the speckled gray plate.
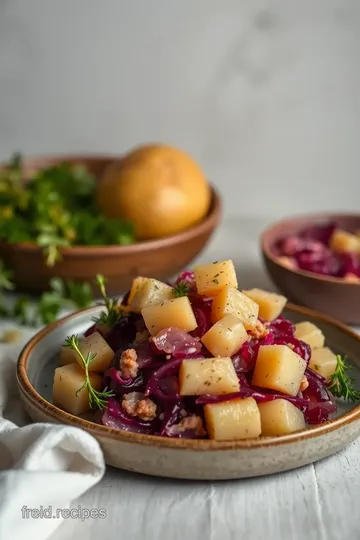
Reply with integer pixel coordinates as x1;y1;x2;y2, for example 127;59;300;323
16;304;360;480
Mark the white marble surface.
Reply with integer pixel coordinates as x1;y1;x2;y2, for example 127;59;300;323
1;217;360;540
0;0;360;217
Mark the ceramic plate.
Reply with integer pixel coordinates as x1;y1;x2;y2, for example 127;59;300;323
17;304;360;480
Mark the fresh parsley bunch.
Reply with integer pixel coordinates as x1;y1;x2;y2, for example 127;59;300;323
0;154;135;266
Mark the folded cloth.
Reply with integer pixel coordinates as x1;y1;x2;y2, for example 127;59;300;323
0;324;105;540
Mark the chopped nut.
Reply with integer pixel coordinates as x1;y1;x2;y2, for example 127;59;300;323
119;348;139;379
300;376;309;392
248;319;269;340
169;415;207;437
122;392;157;421
133;329;150;347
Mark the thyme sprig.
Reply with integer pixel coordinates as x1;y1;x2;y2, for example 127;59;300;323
64;334;114;409
328;355;360;402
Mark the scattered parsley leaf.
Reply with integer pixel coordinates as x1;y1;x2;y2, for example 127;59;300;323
328;355;360;402
65;280;93;309
64;334;114;409
0;259;95;326
0;261;14;291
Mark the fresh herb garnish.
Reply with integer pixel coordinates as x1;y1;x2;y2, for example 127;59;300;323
0;154;135;266
64;334;114;409
0;259;94;326
328;355;360;402
92;274;121;327
0;261;14;292
173;281;189;297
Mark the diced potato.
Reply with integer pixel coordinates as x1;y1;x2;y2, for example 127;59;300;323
179;357;240;395
127;276;147;306
194;259;238;296
242;288;287;321
59;345;78;366
329;229;360;254
204;397;261;441
53;363;103;415
201;314;248;357
142;296;197;336
294;321;325;350
277;256;297;270
211;285;259;330
344;273;360;283
75;332;114;372
251;345;306;396
130;278;174;312
309;347;338;379
258;399;306;436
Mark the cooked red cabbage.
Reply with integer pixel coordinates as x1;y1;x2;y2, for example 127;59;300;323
274;221;360;278
152;327;202;357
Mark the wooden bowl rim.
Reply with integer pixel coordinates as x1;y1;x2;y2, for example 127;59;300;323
261;212;360;286
0;153;221;256
17;303;360;451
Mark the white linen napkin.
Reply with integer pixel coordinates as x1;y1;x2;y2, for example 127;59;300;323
0;324;105;540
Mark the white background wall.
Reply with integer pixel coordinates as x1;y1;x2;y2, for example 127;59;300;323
0;0;359;218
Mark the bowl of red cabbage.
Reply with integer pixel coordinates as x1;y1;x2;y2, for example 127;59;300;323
261;213;360;324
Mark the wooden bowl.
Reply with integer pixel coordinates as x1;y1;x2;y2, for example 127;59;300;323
0;155;221;295
16;303;360;480
261;213;360;325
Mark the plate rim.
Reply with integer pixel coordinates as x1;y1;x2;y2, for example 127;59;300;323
16;303;360;451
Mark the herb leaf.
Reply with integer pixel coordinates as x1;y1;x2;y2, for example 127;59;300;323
328;355;360;402
0;155;135;267
173;280;189;298
64;334;114;409
0;259;94;326
92;274;121;328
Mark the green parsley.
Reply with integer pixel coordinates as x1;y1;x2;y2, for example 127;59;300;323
173;280;189;297
328;355;360;402
0;259;94;326
0;154;135;266
64;334;114;409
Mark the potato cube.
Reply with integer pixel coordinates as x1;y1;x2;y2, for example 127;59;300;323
75;332;114;372
130;278;174;312
201;314;248;357
309;347;338;379
194;259;238;296
242;288;287;321
258;399;305;436
251;345;306;396
211;285;259;330
53;363;103;415
294;321;325;350
142;296;197;336
127;276;147;306
179;357;240;395
204;397;261;441
329;229;360;254
59;345;78;366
